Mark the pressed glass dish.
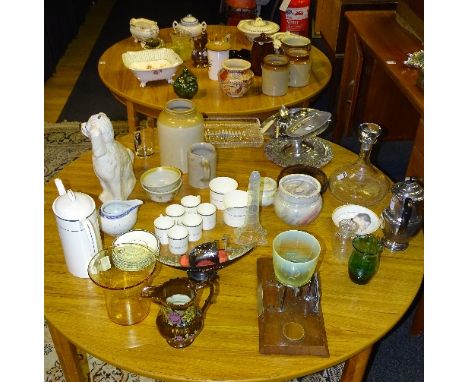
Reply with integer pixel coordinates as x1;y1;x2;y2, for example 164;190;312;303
204;117;263;148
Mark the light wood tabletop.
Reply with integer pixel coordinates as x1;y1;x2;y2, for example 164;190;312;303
44;134;423;382
98;25;332;132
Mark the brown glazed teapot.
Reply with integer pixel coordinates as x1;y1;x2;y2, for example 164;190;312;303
250;33;275;76
141;277;215;348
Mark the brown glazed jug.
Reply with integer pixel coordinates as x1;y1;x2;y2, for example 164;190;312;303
141;277;215;348
250;33;275;76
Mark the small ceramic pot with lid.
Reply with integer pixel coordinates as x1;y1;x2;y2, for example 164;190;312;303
173;14;207;37
274;174;322;225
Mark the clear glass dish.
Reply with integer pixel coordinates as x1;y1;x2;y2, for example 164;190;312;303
204;117;263;148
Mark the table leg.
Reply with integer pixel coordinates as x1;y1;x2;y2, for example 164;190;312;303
126;101;139;134
340;346;373;382
48;322;85;382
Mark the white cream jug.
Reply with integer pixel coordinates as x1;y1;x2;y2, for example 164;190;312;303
52;179;103;278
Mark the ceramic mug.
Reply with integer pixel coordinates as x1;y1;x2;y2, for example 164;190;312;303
154;215;175;245
181;213;203;242
165;204;186;224
188;142;217;189
167;225;189;255
209;177;238;210
197;203;217;230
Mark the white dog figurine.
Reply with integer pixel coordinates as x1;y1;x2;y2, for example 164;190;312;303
81;113;136;202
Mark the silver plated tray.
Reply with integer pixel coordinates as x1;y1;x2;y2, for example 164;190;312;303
264;137;334;168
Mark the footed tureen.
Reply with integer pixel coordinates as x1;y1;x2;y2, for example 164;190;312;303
130;18;159;43
237;17;280;42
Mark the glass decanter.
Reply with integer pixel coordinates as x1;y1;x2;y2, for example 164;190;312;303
329;123;390;206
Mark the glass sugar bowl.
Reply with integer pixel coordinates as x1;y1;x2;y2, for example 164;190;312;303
274;174;322;225
331;218;359;264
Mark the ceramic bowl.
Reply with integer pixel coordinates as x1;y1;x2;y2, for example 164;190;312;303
140;166;182;193
142;182;182;203
331;204;380;235
122;48;183;87
114;229;160;253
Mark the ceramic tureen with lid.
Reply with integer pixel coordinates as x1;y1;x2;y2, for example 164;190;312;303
237;17;280;42
173;14;207;37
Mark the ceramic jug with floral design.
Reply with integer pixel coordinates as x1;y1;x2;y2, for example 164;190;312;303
141;277;215;348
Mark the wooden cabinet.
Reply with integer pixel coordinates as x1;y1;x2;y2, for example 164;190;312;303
334;10;424;175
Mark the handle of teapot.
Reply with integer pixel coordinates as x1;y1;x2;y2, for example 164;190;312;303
201;21;207;30
80;217;101;259
172;20;179;29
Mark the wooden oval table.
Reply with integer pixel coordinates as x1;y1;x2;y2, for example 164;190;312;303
98;25;332;132
44;135;423;382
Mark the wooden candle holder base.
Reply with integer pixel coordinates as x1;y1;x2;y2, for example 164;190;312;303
257;258;329;356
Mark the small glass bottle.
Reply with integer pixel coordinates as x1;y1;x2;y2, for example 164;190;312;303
332;219;358;264
286;47;311;87
329;123;390;206
261;54;289;96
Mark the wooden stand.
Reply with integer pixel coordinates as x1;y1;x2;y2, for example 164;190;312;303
257;258;329;356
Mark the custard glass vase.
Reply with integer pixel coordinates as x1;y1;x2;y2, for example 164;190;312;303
329;123;390;206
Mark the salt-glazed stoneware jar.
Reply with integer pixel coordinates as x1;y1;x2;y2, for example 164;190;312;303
172;14;207;37
274;174;322;225
218;58;254;98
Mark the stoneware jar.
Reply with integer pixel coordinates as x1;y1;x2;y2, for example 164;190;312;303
218;58;254;98
173;14;207;37
274;173;322;225
157;99;204;173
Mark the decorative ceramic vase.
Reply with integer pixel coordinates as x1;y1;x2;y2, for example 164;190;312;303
274;174;322;225
173;67;199;99
218;58;254;98
157;99;204;173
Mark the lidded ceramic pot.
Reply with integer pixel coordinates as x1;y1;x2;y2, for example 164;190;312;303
157;99;204;173
173;14;207;37
274;174;322;225
129;18;159;43
218;58;254;98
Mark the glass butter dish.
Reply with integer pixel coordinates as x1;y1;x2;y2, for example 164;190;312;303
204;117;263;148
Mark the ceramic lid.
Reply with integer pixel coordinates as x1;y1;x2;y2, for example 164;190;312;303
253;33;273;43
238;17;279;34
53;190;95;220
280;174;321;198
180;14;200;26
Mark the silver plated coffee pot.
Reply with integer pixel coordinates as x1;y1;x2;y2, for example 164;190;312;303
381;177;424;251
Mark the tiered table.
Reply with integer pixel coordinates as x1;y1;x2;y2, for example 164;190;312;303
44;135;424;382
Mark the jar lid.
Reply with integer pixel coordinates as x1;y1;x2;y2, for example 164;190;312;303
53;190;95;220
180;14;199;26
253;32;273;44
238;17;279;34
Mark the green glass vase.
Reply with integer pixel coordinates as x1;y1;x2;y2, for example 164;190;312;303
348;234;383;285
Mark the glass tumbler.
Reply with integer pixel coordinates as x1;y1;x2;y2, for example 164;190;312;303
332;218;358;264
88;243;158;325
348;234;383;285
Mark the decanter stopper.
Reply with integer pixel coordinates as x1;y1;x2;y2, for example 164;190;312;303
359;123;382;148
234;171;268;246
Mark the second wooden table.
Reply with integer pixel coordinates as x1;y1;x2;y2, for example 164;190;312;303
98;25;332;132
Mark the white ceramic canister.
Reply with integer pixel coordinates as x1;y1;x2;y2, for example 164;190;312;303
223;189;248;228
274;174;322;225
52;179;103;278
261;54;289;97
157;99;204;173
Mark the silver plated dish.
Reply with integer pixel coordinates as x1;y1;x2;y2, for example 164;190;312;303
264;137;333;168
